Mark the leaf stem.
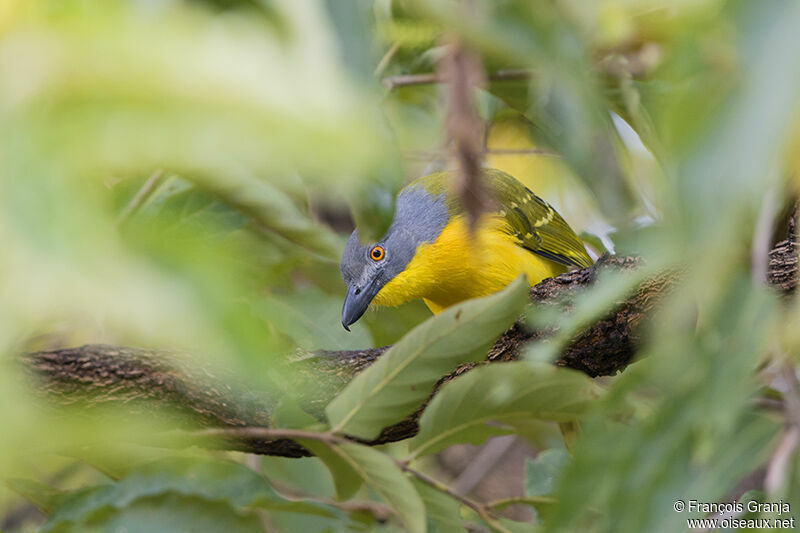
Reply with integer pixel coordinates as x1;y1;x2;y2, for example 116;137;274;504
117;168;164;224
487;495;557;510
189;427;345;445
374;41;401;77
395;460;511;533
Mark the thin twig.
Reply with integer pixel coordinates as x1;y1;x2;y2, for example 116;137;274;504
752;396;786;413
398;461;510;533
382;69;532;90
765;426;800;495
780;364;800;425
402;148;561;160
440;41;488;229
322;498;394;521
268;478;394;522
486;495;558;509
382;72;439;89
116;169;165;225
374;42;401;77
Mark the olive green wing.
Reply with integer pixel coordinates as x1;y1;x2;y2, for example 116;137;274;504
486;169;593;269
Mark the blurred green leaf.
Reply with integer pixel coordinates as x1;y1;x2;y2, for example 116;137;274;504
258;287;373;351
133;175;248;237
525;449;570;498
347;168;402;243
42;456;333;532
267;507;355;533
525;265;652;363
411;478;464;533
299;440;365;502
409;362;600;459
543;259;779;533
6;478;64;514
85;493;266;533
260;456;336;501
323;0;377;83
498;517;541;533
737;489;766;522
674;0;800;234
188;171;344;261
272;396;325;430
326;276;528;440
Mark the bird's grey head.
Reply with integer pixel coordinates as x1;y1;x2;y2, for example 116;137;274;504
340;186;448;330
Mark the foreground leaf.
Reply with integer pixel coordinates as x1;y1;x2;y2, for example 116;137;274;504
93;493;265;533
525;449;570;497
302;440;426;533
326;276;528;439
258;287;373;351
299;440;365;501
6;478;64;514
43;457;332;531
409;362;601;459
411;478;464;533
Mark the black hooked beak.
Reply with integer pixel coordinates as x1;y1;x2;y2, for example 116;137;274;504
342;279;380;331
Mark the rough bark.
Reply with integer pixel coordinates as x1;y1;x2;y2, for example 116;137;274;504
769;237;798;294
18;242;799;457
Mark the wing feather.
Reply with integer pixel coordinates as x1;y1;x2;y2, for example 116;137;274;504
485;169;593;269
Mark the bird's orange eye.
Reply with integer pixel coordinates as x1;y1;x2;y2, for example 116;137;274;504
370;245;385;261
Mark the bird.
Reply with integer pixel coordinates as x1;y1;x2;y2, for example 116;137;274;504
339;168;592;330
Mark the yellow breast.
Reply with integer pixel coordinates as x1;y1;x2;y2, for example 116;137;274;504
372;215;566;314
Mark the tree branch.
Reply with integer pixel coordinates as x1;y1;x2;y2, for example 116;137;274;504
18;235;799;457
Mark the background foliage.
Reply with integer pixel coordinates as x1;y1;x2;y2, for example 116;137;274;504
2;0;800;531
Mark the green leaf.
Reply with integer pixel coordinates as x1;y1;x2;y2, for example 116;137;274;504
525;449;569;497
134;175;248;237
302;441;426;533
272;396;325;430
409;362;601;459
498;517;541;533
299;440;365;501
135;174;343;261
258;287;373;351
259;456;337;500
411;478;465;533
6;478;64;514
64;444;177;481
92;492;266;533
737;489;766;521
491;495;559;518
193;172;344;261
326;276;529;439
323;0;377;83
43;456;332;532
